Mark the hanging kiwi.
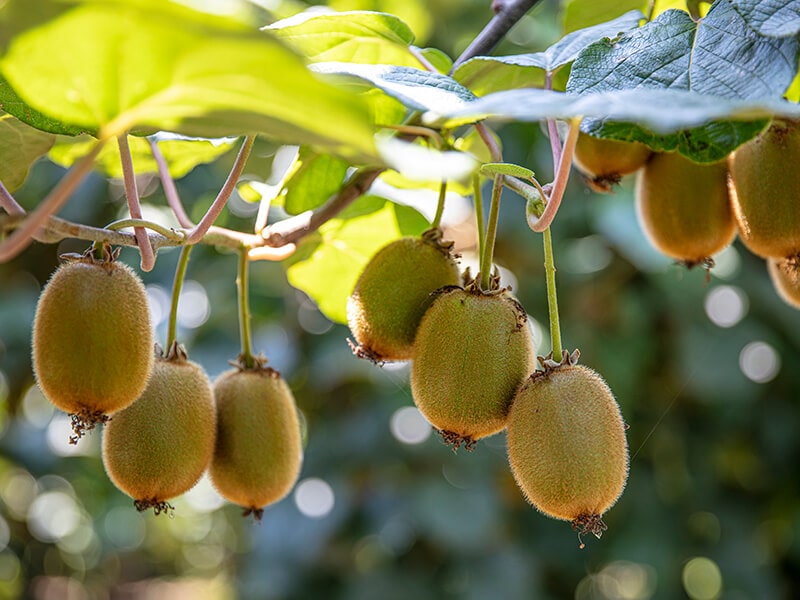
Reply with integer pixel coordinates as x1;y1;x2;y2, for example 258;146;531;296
102;343;217;514
347;228;460;363
506;355;629;544
573;132;652;193
410;276;535;450
209;362;303;520
767;257;800;309
729;119;800;259
32;245;154;442
635;152;735;268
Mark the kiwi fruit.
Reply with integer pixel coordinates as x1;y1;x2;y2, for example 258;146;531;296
506;358;629;543
102;344;217;514
209;364;303;520
573;133;652;193
347;229;460;362
636;152;735;267
767;257;800;309
32;247;154;441
410;281;535;450
729;120;800;259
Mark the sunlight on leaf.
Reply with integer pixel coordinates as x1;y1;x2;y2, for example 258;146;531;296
0;113;55;192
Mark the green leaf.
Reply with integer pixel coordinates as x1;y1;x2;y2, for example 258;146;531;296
48;133;235;179
0;0;378;163
427;87;800;161
0;112;55;192
264;10;420;66
729;0;800;37
285;195;429;323
454;11;643;95
280;147;350;215
561;0;646;33
0;77;87;136
312;63;477;114
416;47;453;73
479;163;535;179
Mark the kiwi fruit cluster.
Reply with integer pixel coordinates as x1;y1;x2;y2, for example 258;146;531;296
573;132;652;193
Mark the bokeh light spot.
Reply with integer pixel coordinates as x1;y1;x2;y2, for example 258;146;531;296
682;557;722;600
563;235;613;274
46;414;98;457
294;478;335;518
145;284;171;328
704;285;748;328
22;384;54;428
390;406;432;445
103;506;146;551
739;341;780;383
27;491;81;543
177;280;211;329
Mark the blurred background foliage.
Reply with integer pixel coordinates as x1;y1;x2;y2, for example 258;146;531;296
1;0;800;598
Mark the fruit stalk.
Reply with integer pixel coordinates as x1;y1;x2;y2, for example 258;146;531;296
542;226;562;359
530;118;580;232
480;174;504;291
432;180;447;229
118;134;156;272
167;245;193;350
237;247;256;369
473;173;485;267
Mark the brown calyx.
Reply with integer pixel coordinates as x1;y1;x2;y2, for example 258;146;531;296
69;408;112;445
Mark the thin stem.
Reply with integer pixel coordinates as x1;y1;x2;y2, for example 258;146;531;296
0;137;105;263
474;122;503;163
408;45;438;72
118;134;156;272
148;137;194;228
479;174;503;290
432;180;447;229
186;135;255;244
105;218;185;241
237;247;255;369
542;226;562;358
473;173;485;267
451;0;543;71
0;181;25;215
166;245;193;350
530;117;581;232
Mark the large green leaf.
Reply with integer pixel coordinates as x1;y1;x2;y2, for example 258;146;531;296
561;0;646;33
426;88;800;161
280;147;350;215
564;1;799;160
312;63;476;114
0;112;56;192
730;0;800;37
0;0;378;163
285;195;429;323
47;133;236;179
453;11;643;96
264;10;421;66
0;77;86;136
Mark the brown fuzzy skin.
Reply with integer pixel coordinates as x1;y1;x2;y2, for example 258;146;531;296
210;368;302;513
729;120;800;259
573;133;652;192
410;288;535;444
347;236;460;361
636;152;735;265
506;365;629;522
102;356;216;504
767;257;800;309
32;259;153;416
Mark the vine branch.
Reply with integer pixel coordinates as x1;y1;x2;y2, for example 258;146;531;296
118;134;156;271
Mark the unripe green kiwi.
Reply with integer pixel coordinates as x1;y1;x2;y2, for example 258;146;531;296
506;362;628;541
573;133;652;193
729;120;800;259
347;230;460;362
767;257;800;309
32;253;154;441
209;366;302;519
102;347;216;514
410;285;535;450
636;152;735;267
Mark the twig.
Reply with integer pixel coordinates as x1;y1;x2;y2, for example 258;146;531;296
451;0;543;71
0;181;25;216
260;167;384;247
118;135;156;271
149;137;194;228
185;135;255;244
530;117;581;232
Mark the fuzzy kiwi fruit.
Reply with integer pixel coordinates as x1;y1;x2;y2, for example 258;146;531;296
102;345;216;514
573;133;652;193
347;229;460;362
636;152;735;267
729;120;800;259
410;283;535;450
32;249;153;441
506;359;628;543
209;364;302;519
767;257;800;309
